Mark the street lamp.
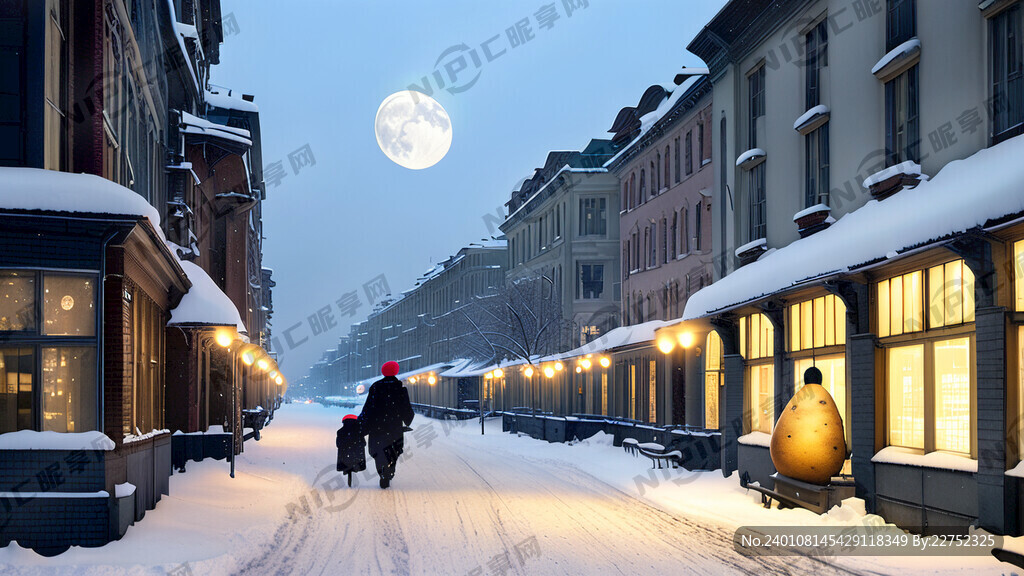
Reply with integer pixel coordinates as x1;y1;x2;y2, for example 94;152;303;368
657;337;675;354
580;358;592;370
678;332;695;348
599;356;611;369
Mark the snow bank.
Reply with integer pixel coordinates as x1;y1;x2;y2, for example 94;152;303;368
793;105;829;131
871;446;978;473
683;134;1024;320
0;430;115;451
169;259;247;335
737;431;772;447
123;429;170;444
0;167;162;234
871;38;921;75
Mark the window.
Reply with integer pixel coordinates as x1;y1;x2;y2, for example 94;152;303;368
886;337;972;455
0;272;35;332
0;348;34;433
674;137;681;183
698;122;705;165
991;3;1023;143
630;173;636;209
740;313;775;360
639;170;646;203
577;263;604;300
664;147;671;187
806;19;829;109
790;294;847;352
648;360;657;423
670;212;677;258
927;260;976;328
740;313;776;433
685;130;693;175
750;364;774;434
629;365;637;420
131;290;164;435
795;356;847;434
661;218;668;265
748;66;766;147
805;123;830;207
886;0;916;51
749;163;766;241
719;116;728;277
655;155;661;191
705;331;723;429
885;65;920;166
682;207;690;254
601;373;608;416
42;347;97;432
695;201;703;252
648;222;657;268
877;270;924;337
579;197;607;236
1015;240;1024;311
44;0;70;171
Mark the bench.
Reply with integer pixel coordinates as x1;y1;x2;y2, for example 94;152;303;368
623;438;681;469
242;408;270;441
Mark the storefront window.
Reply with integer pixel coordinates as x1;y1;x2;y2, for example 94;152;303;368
795;356;847;431
648;360;657;423
0;348;34;433
41;347;97;433
927;260;975;329
888;344;924;449
790;294;846;352
934;337;971;454
43;275;95;336
741;313;775;433
1015;240;1024;312
750;364;774;434
0;272;36;332
705;331;723;429
739;313;774;360
877;271;923;337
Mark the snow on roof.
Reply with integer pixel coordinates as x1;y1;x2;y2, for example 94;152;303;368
793;105;829;131
169;257;248;335
558;319;675;359
206;87;259;113
179;111;252;147
0;167;163;233
683;134;1024;320
166;0;200;95
871;38;921;75
467;238;508;249
861;161;923;188
0;430;115;451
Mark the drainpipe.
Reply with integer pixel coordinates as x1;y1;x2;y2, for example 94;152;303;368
97;226;121;438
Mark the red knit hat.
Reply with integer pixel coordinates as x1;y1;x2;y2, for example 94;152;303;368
381;361;400;377
343;414;358;422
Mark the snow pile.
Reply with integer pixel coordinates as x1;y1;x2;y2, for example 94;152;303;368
871;446;978;473
560;319;674;358
0;430;115;451
793;104;829;131
861;160;924;188
123;429;170;444
871;38;921;75
115;482;137;499
793;203;830;222
734;147;766;167
737;431;772;448
169;259;248;335
0;167;162;233
684;134;1024;320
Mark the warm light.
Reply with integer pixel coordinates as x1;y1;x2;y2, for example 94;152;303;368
580;358;592;370
599;357;611;368
269;370;278;380
485;372;494;379
215;330;234;348
61;295;74;311
678;332;695;348
428;375;437;385
241;351;255;366
356;384;366;395
575;366;582;374
524;366;534;378
410;377;417;384
543;366;555;378
493;368;504;378
275;375;284;386
657;338;675;354
555;361;564;371
257;358;270;371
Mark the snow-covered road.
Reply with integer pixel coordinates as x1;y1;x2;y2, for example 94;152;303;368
0;403;1010;575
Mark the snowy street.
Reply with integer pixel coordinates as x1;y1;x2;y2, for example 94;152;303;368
0;403;1010;575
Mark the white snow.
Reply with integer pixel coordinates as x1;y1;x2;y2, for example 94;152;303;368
0;491;108;499
179;111;252;147
871;446;978;473
0;430;115;451
205;87;259;113
1007;460;1024;478
734;237;767;258
737;431;772;447
793;104;830;131
114;483;136;499
603;74;705;168
168;258;248;335
861;160;924;188
122;429;170;444
559;319;674;358
684;134;1024;320
0;168;162;234
735;147;766;167
165;0;200;95
174;21;198;40
871;38;921;75
793;203;830;222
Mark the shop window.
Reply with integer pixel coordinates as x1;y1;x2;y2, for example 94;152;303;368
705;331;723;429
648;360;657;423
887;344;924;449
43;274;95;336
790;294;846;352
795;356;846;431
877;270;923;337
934;337;971;453
750;364;774;434
0;272;35;332
927;260;975;328
1014;240;1024;311
0;348;34;433
739;313;774;360
741;313;775;433
41;347;97;433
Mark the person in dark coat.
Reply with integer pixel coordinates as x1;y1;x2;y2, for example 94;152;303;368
358;361;414;489
336;414;366;486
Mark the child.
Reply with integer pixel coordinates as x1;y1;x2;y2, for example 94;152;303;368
336;414;367;487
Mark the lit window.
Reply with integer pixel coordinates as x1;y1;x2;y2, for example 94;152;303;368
705;331;723;429
41;347;97;433
750;364;774;434
795;356;846;434
1015;240;1024;311
741;313;775;433
927;260;975;328
43;274;95;336
0;272;35;332
877;270;923;337
887;344;924;449
0;348;34;433
739;313;774;360
790;294;846;352
934;337;971;453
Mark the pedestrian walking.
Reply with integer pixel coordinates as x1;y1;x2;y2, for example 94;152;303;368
358;361;415;489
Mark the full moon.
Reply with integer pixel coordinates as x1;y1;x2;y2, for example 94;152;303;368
374;90;452;170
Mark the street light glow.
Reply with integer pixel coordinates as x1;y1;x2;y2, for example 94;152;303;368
257;358;270;371
657;338;675;354
493;368;504;378
678;332;695;348
543;366;555;378
215;330;234;348
241;350;255;366
599;357;611;368
554;361;564;371
580;358;592;370
524;366;534;378
575;366;582;373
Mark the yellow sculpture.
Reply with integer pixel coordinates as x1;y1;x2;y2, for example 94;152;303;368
770;367;847;485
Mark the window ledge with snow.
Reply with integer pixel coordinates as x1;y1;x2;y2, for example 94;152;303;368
862;161;928;200
872;38;921;83
734;237;768;259
0;430;115;451
871;446;977;474
735;148;766;170
793;105;830;135
737;431;772;448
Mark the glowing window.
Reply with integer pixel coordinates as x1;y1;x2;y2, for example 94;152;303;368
789;294;846;352
877;271;923;338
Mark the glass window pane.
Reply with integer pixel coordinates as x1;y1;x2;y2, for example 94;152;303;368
752;315;761;359
891;277;904;336
0;272;35;332
929;265;945;328
790;306;801;352
825;296;836;347
740;317;747;359
43;275;95;336
945;261;964;326
751;364;774;434
878;279;891;338
813;297;826;349
963;263;976;323
1016;240;1024;312
934;337;971;454
904;271;922;333
801;301;813;350
42;347;97;432
0;348;34;433
888;344;924;449
795;355;847;432
836;296;847;345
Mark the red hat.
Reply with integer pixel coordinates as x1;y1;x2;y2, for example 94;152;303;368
381;361;400;377
343;414;358;422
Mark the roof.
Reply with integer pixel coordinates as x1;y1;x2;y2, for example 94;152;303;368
169;258;248;336
206;86;259;113
179;111;252;147
683;134;1024;320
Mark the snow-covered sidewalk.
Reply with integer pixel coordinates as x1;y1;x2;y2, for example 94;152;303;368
0;404;1010;575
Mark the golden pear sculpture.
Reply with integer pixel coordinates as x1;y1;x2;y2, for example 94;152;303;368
770;367;846;485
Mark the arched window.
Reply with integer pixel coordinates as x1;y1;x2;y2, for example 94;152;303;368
670;212;677;257
630;173;636;209
704;331;724;429
640;170;646;203
661;217;668;265
622;182;629;212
